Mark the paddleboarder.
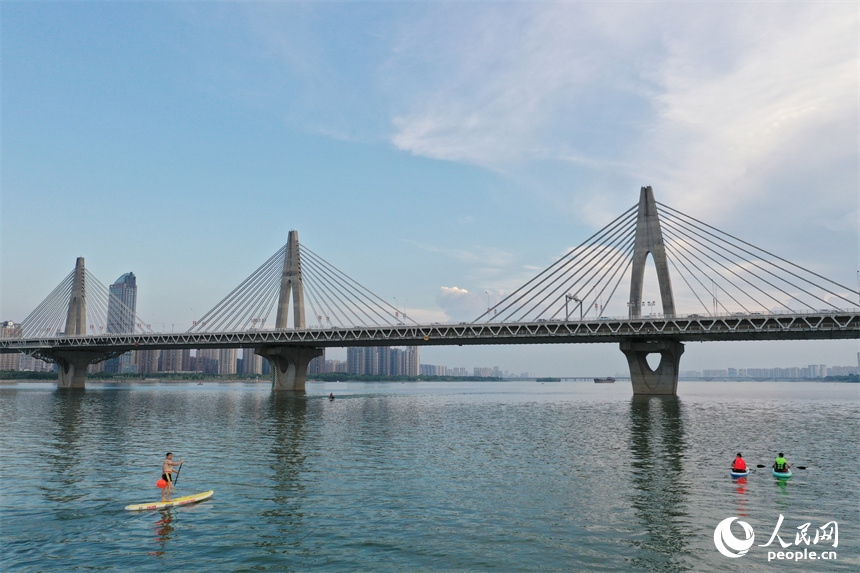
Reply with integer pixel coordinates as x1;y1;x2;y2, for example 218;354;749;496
772;452;790;473
161;452;184;502
731;452;747;472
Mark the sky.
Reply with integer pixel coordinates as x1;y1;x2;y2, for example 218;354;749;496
2;1;858;376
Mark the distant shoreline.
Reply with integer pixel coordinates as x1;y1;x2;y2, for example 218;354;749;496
1;376;857;384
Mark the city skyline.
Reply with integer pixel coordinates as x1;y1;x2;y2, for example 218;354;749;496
2;3;857;376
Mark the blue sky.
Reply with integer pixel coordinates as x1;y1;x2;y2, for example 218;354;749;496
2;2;858;376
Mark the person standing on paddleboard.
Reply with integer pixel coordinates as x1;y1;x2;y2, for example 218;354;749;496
161;453;184;502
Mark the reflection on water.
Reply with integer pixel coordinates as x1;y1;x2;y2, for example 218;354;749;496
152;508;175;554
628;396;690;572
45;392;88;503
258;395;309;552
1;381;857;572
732;477;749;517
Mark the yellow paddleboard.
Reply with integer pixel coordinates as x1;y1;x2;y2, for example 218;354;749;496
124;490;214;511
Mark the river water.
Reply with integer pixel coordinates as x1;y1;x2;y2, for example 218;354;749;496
1;380;857;572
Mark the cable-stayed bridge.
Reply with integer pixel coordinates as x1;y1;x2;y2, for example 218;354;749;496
2;188;857;394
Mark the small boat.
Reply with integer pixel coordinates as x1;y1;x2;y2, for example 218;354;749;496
772;468;792;480
730;468;750;478
124;490;214;511
594;377;615;383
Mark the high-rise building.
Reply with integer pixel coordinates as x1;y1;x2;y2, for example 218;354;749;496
0;321;21;370
308;348;327;375
134;349;160;374
240;349;263;376
218;348;238;375
406;346;419;376
160;349;184;372
195;349;219;374
327;360;348;373
347;347;364;375
18;353;53;372
181;349;193;371
346;346;419;376
104;272;137;373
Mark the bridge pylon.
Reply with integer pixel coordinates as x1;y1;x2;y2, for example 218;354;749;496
275;230;307;330
623;187;683;395
628;186;675;319
621;340;684;396
64;257;88;337
256;346;323;392
259;231;322;392
48;258;112;389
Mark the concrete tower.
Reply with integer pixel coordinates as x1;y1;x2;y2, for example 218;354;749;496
257;231;322;391
621;187;684;395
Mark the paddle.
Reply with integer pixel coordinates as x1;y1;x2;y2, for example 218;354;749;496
172;462;183;489
757;464;807;470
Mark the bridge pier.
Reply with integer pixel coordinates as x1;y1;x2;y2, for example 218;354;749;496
256;346;323;392
52;350;112;389
620;340;684;395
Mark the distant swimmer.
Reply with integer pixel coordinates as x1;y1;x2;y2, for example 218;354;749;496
329;393;335;400
161;452;184;502
773;452;790;473
731;453;747;472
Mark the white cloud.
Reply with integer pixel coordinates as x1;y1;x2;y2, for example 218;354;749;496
436;286;485;321
405;239;512;264
386;3;858;230
636;4;858;220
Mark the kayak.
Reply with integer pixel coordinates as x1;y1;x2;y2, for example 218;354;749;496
730;468;750;478
772;469;792;480
124;490;214;511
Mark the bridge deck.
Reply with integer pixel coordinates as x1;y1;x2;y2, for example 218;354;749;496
2;312;857;353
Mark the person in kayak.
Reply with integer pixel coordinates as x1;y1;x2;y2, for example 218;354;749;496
731;453;747;472
161;452;184;502
773;453;790;473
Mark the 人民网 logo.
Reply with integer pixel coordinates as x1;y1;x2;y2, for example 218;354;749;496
714;517;756;558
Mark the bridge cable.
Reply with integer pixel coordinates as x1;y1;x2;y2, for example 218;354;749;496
657;202;857;306
660;225;765;313
660;212;847;311
298;251;379;327
500;219;635;322
481;205;637;322
20;270;74;337
661;243;716;315
189;245;286;332
552;235;637;320
661;239;736;315
208;253;283;332
660;223;781;312
300;244;409;324
659;213;837;312
517;233;636;322
300;245;408;326
484;206;637;321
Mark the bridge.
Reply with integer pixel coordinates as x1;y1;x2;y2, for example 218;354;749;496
2;187;857;394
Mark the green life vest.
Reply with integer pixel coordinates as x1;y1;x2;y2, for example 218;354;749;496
775;457;787;470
